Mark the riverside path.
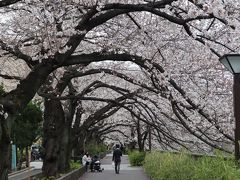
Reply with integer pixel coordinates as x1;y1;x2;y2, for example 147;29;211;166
79;154;150;180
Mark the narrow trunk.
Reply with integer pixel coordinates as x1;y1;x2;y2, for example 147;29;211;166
136;120;144;152
25;146;29;167
139;141;144;152
148;126;152;151
42;99;64;177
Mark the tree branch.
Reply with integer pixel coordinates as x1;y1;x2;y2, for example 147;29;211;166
0;0;20;7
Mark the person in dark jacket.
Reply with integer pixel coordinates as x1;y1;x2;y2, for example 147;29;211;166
112;144;122;174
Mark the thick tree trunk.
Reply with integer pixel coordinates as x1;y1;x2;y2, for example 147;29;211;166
42;99;65;177
0;63;53;179
0;115;14;180
58;126;71;172
0;133;11;180
58;94;78;172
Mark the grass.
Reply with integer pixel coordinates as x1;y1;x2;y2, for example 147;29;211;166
128;150;146;166
143;151;240;180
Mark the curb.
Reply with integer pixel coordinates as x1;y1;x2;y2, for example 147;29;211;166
8;167;34;177
57;167;85;180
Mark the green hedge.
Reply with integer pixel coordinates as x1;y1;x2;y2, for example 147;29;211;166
128;151;146;166
144;151;240;180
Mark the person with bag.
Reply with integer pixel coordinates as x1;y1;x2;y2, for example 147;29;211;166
112;144;122;174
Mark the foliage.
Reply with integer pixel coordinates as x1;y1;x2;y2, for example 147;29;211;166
144;151;240;180
0;84;5;96
128;150;146;166
38;175;60;180
12;101;43;148
70;160;81;170
85;140;107;156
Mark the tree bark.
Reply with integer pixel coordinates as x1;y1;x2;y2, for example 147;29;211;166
0;62;53;180
58;84;78;173
26;146;29;168
0;115;12;180
17;148;23;170
58;125;71;172
42;99;65;177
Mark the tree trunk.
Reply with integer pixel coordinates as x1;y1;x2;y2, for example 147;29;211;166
26;146;29;167
0;63;53;179
58;125;71;172
0;114;14;180
136;120;144;152
59;95;81;170
17;148;24;170
58;93;77;173
71;107;83;157
0;134;11;180
148;126;152;151
42;99;65;177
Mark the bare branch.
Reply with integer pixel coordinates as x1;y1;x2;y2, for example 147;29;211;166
0;0;20;7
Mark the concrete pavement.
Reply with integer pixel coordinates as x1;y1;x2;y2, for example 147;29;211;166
79;154;150;180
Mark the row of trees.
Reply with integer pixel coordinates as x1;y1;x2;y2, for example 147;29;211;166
0;0;239;179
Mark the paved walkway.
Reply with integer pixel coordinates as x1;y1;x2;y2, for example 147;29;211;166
79;154;150;180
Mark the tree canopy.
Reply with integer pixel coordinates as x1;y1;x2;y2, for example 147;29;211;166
0;0;240;178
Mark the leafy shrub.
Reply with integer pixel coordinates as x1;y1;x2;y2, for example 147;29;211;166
129;150;146;166
144;151;240;180
86;141;107;155
70;160;81;170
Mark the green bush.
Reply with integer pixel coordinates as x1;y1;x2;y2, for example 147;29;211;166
144;151;240;180
70;160;81;170
128;150;146;166
86;141;107;155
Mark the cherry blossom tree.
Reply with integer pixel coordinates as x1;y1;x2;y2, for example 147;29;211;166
0;0;239;179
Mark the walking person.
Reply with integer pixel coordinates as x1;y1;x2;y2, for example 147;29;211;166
112;144;122;174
